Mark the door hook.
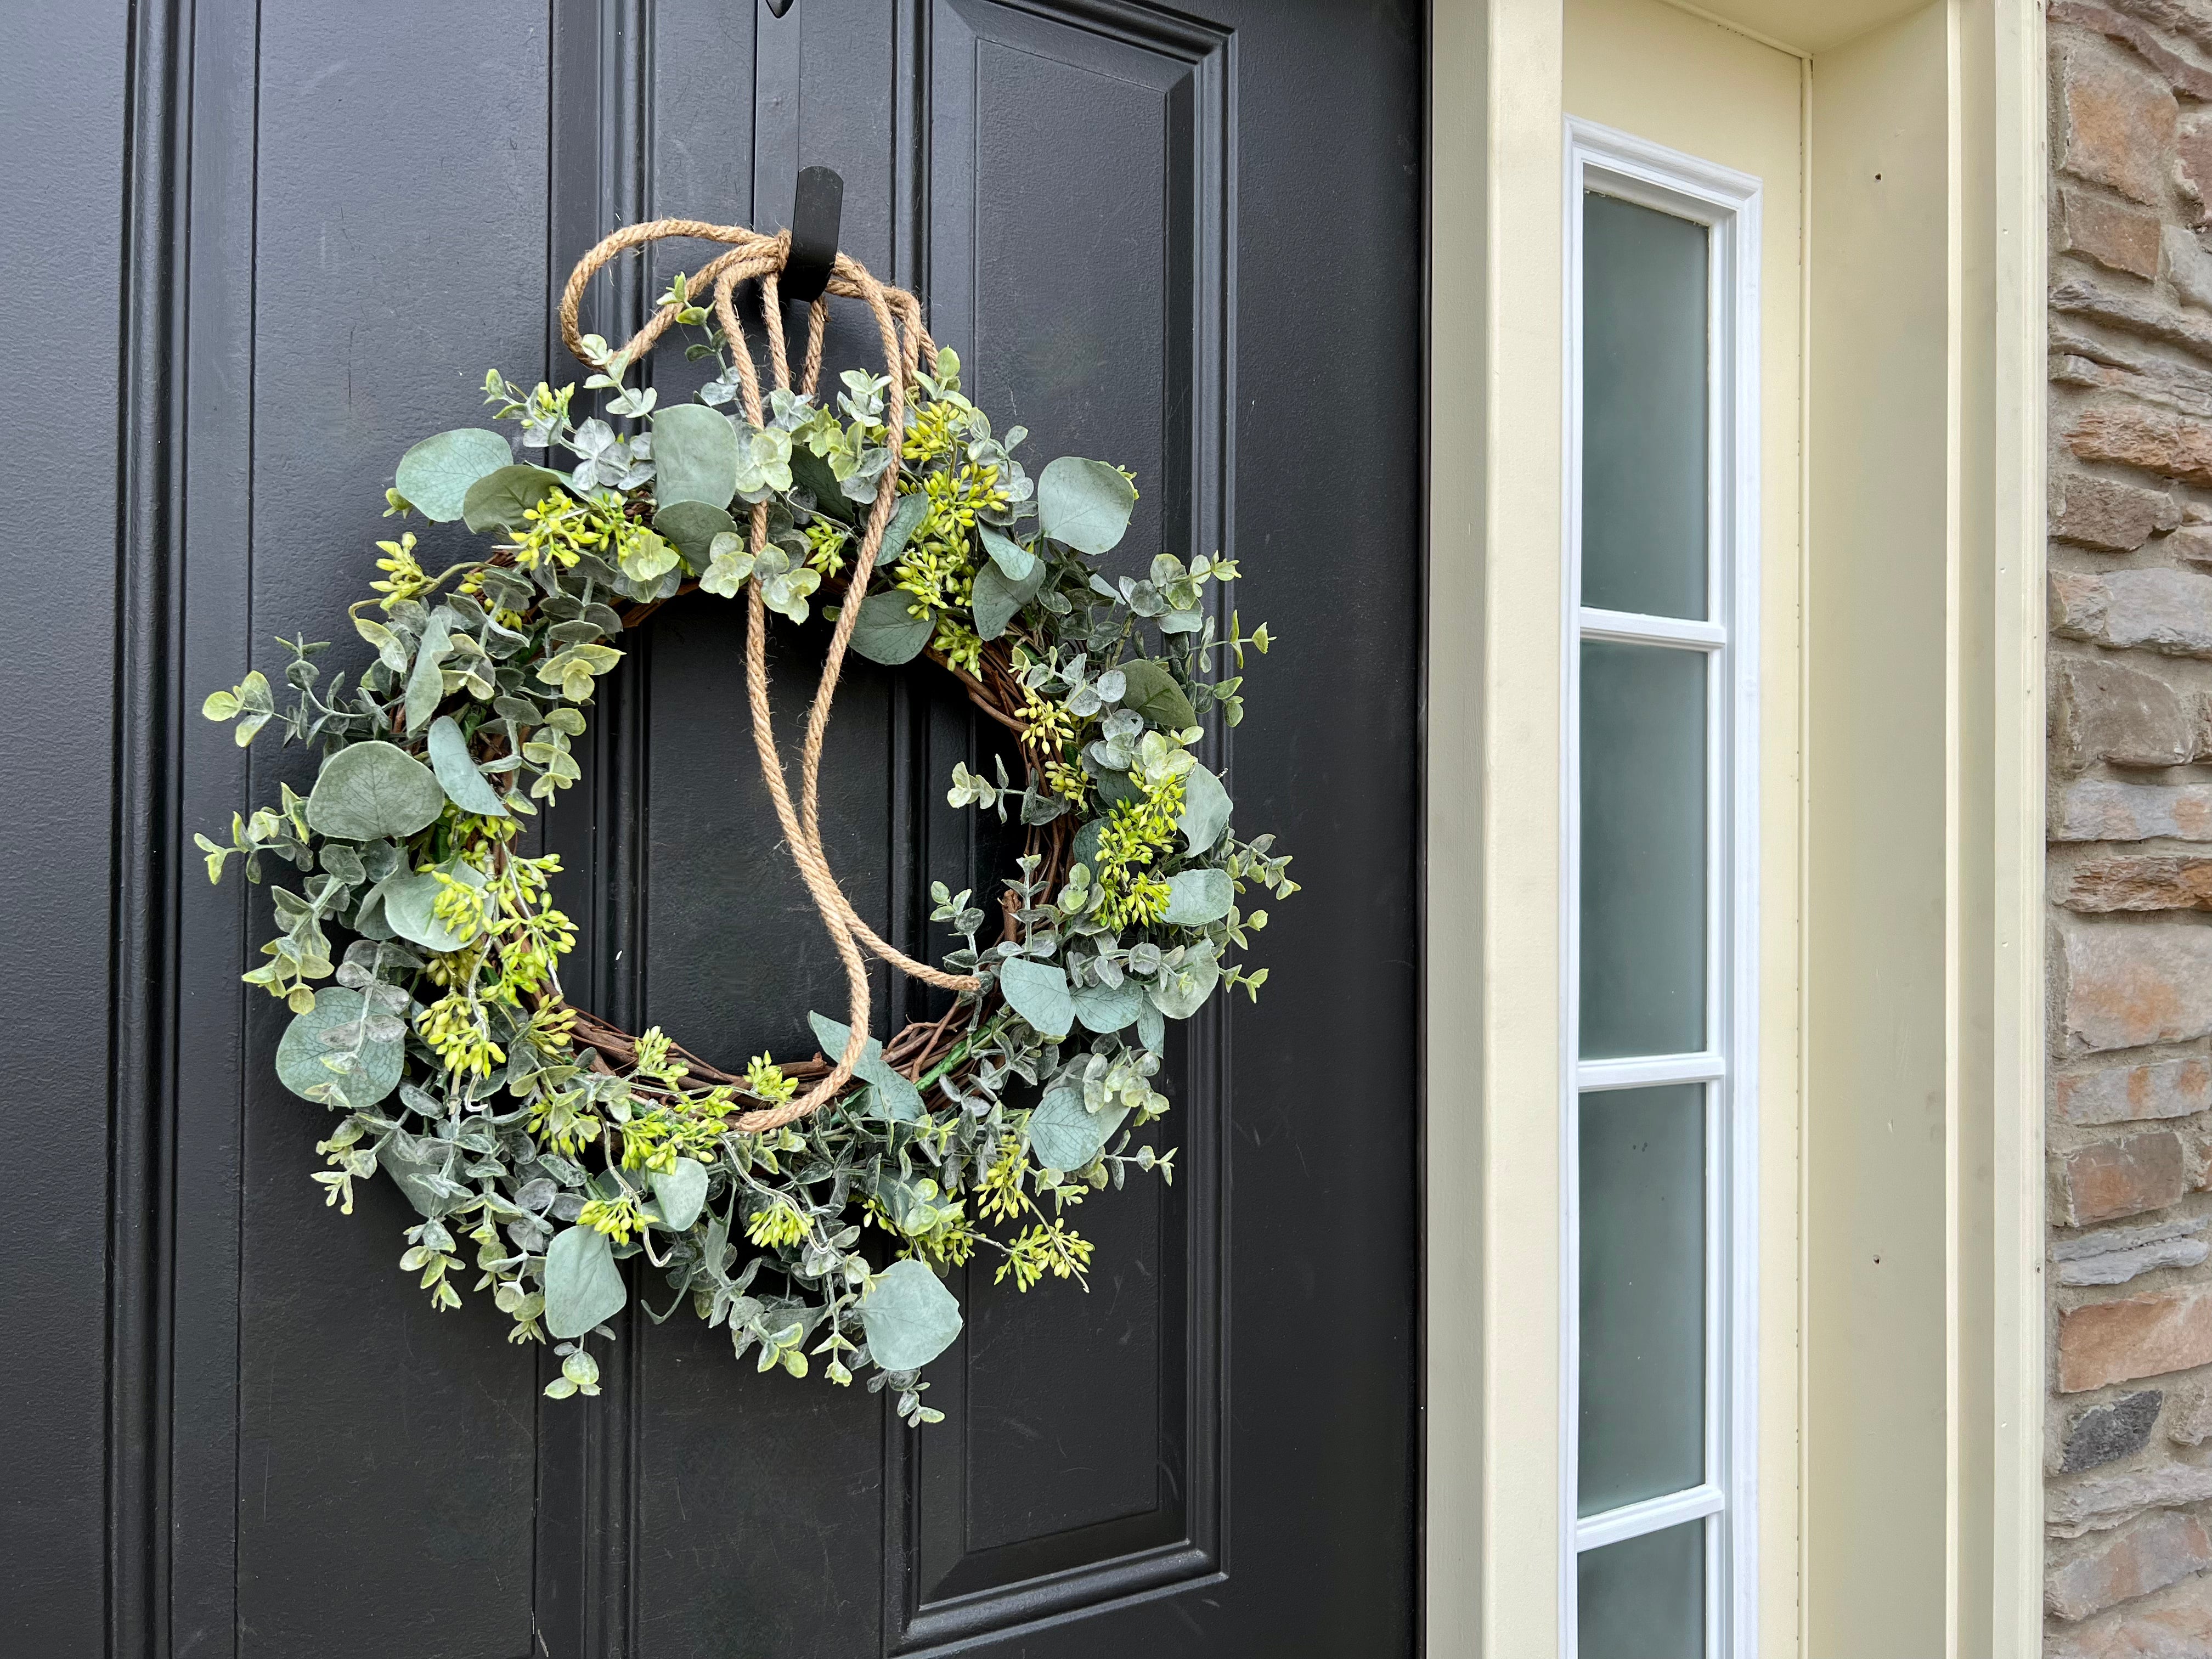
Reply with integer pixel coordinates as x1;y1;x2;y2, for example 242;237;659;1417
783;165;843;304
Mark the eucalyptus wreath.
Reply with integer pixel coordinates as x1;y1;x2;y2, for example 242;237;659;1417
194;224;1293;1422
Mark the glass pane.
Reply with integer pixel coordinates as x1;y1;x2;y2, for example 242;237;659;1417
1579;640;1706;1059
1579;1085;1706;1515
1578;1521;1706;1659
1582;190;1709;620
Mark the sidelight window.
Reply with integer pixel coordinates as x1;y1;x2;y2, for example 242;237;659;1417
1563;122;1761;1659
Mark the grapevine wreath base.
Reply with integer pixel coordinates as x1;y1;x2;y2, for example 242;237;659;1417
198;218;1293;1421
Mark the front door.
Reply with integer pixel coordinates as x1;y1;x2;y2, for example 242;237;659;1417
75;2;1421;1654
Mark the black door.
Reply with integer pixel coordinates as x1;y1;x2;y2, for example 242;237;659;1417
2;2;1423;1654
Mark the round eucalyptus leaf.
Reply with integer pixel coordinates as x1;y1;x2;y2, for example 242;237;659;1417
1071;818;1105;872
1028;1080;1129;1173
1037;456;1137;554
1162;868;1233;927
972;558;1046;641
1070;975;1146;1035
650;404;740;507
1178;763;1232;855
426;715;508;817
380;860;487;953
806;1012;924;1120
978;526;1037;582
1113;659;1197;733
998;957;1073;1040
462;463;568;534
848;590;934;665
648;1157;709;1231
274;987;403;1108
543;1224;629;1340
379;1137;463;1218
394;428;513;522
1147;942;1221;1021
857;1259;963;1372
652;499;738;565
304;741;445;842
789;444;857;524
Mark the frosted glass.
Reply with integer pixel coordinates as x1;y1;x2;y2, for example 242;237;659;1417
1581;191;1709;620
1578;1085;1705;1516
1579;640;1706;1059
1577;1521;1706;1659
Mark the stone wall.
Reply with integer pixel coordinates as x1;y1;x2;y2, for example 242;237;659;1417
2047;4;2212;1651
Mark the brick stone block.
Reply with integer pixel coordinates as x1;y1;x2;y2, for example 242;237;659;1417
2052;656;2202;771
2053;780;2212;842
2053;568;2212;655
2055;1132;2189;1224
2185;110;2212;227
2055;917;2212;1053
2059;1288;2212;1392
2058;37;2180;205
2061;183;2166;278
2171;524;2212;565
2056;1057;2212;1125
2046;1571;2212;1658
2063;855;2212;912
2061;1390;2167;1474
2048;1508;2212;1622
2054;473;2179;550
2070;403;2212;488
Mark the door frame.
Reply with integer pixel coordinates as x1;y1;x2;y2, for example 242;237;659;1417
1424;0;2048;1652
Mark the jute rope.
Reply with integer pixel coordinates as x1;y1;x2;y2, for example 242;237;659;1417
558;218;983;1132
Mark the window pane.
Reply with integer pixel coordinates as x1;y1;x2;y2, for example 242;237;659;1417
1577;1521;1706;1659
1579;1085;1705;1515
1582;191;1709;620
1579;640;1706;1059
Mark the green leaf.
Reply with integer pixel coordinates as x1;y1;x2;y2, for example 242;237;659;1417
978;526;1037;582
999;958;1073;1040
857;1258;962;1371
462;464;567;534
1163;868;1233;926
1028;1080;1129;1173
1069;975;1146;1034
651;403;741;507
379;1138;464;1218
848;591;935;665
404;610;453;733
652;499;738;566
394;428;513;523
1178;763;1232;855
1037;456;1136;554
201;689;239;721
807;1012;924;1120
426;715;509;817
972;558;1047;641
543;1225;629;1340
650;1158;709;1230
789;443;856;524
274;987;403;1109
1113;658;1196;732
304;741;445;842
1147;940;1221;1020
379;860;487;952
354;614;411;674
1071;819;1105;872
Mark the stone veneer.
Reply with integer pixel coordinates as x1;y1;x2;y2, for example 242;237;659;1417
2047;3;2212;1650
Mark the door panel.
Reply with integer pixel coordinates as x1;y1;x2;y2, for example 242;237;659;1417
25;1;1425;1654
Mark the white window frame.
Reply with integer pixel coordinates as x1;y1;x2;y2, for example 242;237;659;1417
1560;118;1762;1659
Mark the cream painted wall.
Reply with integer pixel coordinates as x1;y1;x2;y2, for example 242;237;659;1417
1564;3;1806;1654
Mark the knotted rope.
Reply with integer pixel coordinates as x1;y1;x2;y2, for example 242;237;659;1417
559;218;982;1132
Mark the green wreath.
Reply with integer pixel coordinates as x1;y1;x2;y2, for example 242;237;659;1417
195;221;1293;1423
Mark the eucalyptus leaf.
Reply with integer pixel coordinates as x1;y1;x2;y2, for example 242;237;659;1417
806;1012;923;1120
878;488;933;564
544;1224;629;1339
857;1259;962;1371
1138;1003;1166;1053
1163;868;1233;926
1069;975;1146;1035
1147;941;1221;1020
650;404;740;507
1113;659;1196;733
304;741;444;842
380;860;488;953
275;987;403;1108
999;958;1074;1040
380;1137;464;1218
978;526;1037;582
1178;763;1232;855
972;558;1046;641
650;1158;709;1231
1071;819;1105;872
394;428;512;522
462;464;568;534
652;499;738;565
848;591;934;665
1037;456;1137;554
789;444;856;524
426;715;508;817
403;610;453;733
1028;1080;1129;1173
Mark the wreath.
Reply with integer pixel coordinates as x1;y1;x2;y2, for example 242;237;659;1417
194;220;1293;1421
